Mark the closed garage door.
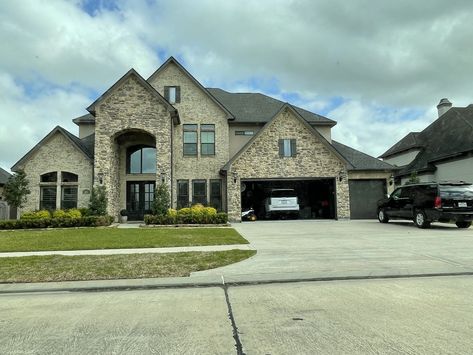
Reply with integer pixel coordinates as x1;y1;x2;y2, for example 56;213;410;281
349;179;386;219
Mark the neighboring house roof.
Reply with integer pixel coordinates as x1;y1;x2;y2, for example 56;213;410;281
0;167;11;185
379;132;422;158
207;88;336;126
221;104;351;172
147;57;234;120
87;68;180;124
394;105;473;177
332;141;393;171
12;126;93;171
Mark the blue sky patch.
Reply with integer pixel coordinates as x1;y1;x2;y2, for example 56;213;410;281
79;0;120;17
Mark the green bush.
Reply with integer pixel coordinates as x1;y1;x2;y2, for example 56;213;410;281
0;216;114;230
144;205;227;225
20;210;51;220
52;209;67;218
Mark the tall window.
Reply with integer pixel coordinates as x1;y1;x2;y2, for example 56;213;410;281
183;124;198;156
127;146;156;174
61;187;78;209
40;187;57;210
61;172;78;209
201;124;215;155
177;180;189;209
192;180;207;205
164;86;180;104
210;179;222;211
278;139;297;157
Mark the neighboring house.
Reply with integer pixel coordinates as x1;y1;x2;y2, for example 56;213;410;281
0;167;14;220
12;57;393;221
380;99;473;185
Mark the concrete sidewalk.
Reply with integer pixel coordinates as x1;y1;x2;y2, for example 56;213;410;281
0;244;253;258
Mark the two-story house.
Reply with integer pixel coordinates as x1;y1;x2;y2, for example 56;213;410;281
12;57;393;221
380;98;473;185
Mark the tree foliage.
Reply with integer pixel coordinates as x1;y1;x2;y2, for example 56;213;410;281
152;182;170;216
405;172;420;185
88;185;107;216
4;170;30;209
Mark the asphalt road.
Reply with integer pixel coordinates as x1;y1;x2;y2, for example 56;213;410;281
2;276;473;354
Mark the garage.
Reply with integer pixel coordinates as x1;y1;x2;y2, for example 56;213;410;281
348;179;387;219
241;178;336;220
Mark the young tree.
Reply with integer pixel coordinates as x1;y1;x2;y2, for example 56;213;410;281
4;170;30;211
88;185;107;216
152;182;170;216
405;172;420;185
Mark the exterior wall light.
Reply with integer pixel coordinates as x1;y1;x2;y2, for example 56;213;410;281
97;172;104;185
232;171;238;184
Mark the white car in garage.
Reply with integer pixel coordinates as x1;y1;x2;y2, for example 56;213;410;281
264;188;300;218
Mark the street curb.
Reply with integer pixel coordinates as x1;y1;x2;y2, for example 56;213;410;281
1;271;473;294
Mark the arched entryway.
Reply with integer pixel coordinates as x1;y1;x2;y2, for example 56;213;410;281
115;130;157;220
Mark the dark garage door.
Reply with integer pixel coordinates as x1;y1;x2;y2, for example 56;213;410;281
349;179;386;219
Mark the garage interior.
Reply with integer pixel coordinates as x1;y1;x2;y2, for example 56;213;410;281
241;179;336;220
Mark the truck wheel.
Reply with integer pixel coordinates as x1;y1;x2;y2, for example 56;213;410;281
456;221;471;228
378;209;389;223
414;210;431;229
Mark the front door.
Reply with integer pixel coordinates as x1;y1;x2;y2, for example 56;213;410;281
126;181;155;220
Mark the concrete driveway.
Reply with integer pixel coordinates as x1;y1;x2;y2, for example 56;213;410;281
193;220;473;281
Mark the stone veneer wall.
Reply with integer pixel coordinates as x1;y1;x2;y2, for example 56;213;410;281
227;108;350;221
94;75;172;218
17;132;93;214
148;62;229;209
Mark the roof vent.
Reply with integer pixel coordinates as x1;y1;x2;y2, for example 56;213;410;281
437;98;452;117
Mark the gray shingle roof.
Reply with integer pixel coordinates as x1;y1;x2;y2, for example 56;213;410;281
0;167;11;185
396;106;473;177
207;88;336;126
72;113;95;125
332;141;393;171
379;132;421;158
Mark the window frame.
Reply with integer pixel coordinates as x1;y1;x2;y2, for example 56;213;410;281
183;124;198;156
278;139;297;157
192;179;207;206
209;179;222;211
126;145;156;174
40;186;57;210
200;124;215;156
164;86;181;104
61;186;78;209
177;180;189;209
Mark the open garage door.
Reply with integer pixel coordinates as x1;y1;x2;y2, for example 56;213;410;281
349;179;386;219
241;179;336;220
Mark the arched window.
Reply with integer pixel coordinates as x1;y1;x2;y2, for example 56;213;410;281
39;171;79;210
127;146;156;174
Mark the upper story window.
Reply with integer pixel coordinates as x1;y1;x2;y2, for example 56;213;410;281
127;145;156;174
201;124;215;156
279;139;297;157
235;130;254;136
164;86;181;104
183;124;198;156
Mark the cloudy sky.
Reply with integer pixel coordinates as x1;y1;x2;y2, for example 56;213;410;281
1;0;472;171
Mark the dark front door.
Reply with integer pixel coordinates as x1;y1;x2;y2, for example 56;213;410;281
126;181;155;220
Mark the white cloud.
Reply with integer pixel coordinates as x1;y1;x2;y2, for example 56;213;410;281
1;0;472;169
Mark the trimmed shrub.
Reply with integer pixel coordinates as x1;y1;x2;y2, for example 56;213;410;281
0;215;114;230
52;209;67;219
20;210;51;220
144;205;227;225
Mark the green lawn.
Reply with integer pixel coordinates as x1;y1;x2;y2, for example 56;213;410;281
0;228;248;252
0;250;257;283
